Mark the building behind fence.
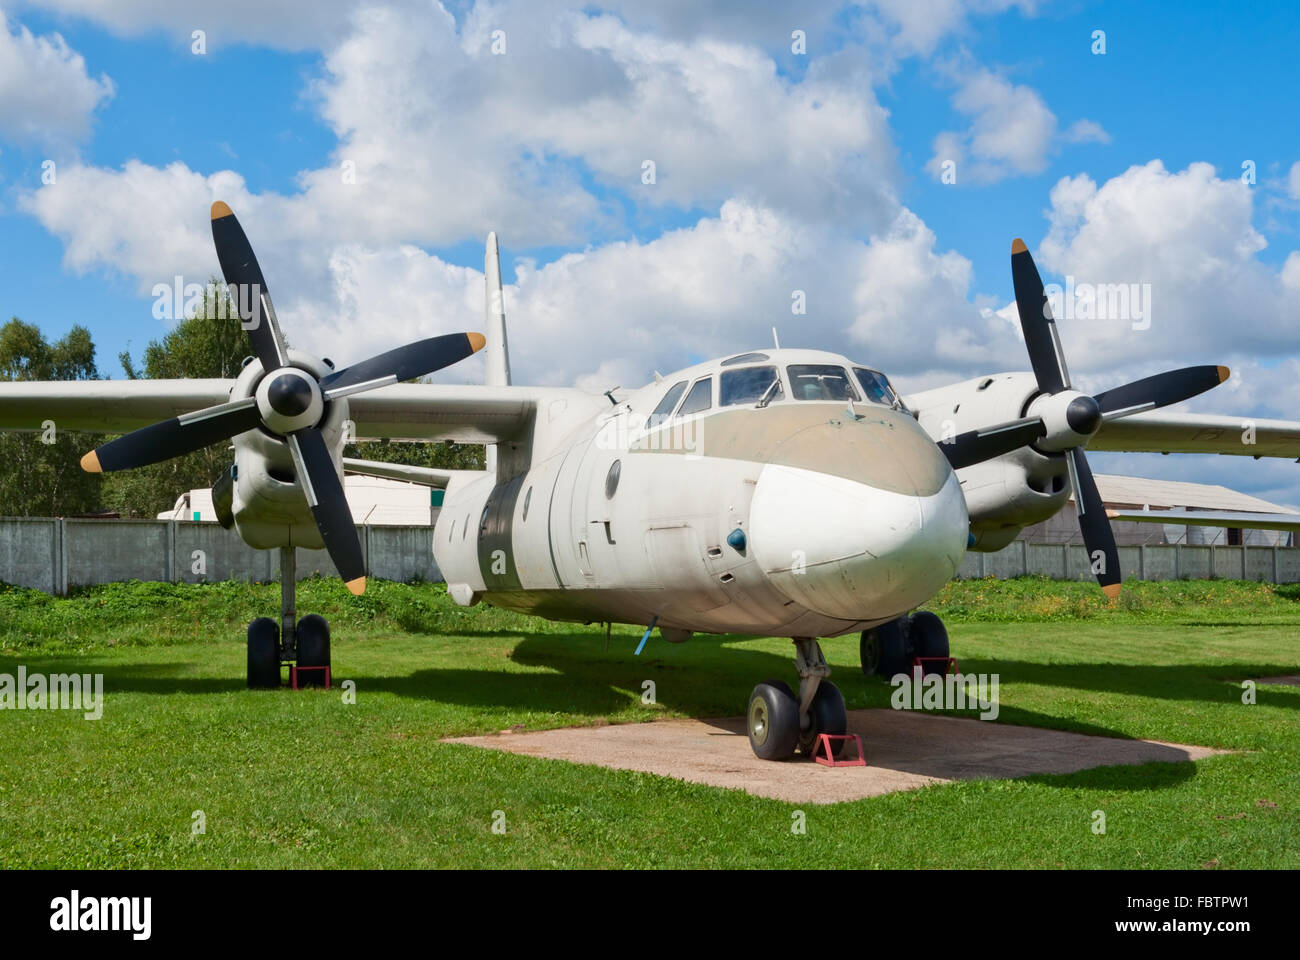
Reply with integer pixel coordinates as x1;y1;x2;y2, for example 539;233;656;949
2;517;1300;595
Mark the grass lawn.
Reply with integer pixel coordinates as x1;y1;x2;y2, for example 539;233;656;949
0;575;1297;868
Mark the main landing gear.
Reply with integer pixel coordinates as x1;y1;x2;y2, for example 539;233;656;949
746;638;849;761
247;547;332;689
859;610;949;679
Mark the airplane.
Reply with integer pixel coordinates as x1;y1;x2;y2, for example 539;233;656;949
5;202;1300;761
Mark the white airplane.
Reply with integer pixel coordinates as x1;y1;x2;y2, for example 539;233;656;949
4;205;1299;761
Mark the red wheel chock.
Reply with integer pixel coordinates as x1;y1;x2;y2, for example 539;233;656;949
812;733;866;767
912;656;959;675
290;665;331;690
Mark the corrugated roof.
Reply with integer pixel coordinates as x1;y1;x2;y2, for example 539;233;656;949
1070;474;1291;513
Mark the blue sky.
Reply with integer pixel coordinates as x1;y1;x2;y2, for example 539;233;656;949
1;1;1299;500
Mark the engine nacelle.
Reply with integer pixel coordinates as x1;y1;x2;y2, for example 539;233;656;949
226;351;352;550
905;372;1070;550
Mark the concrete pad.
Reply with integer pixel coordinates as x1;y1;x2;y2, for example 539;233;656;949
1257;675;1300;687
446;709;1227;804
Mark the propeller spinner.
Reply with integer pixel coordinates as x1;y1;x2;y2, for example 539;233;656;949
942;238;1230;598
81;202;486;595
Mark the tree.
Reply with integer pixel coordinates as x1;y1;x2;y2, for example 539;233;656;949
0;319;103;517
100;282;251;517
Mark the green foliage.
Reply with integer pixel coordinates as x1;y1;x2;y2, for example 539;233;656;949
101;283;250;517
344;438;485;471
0;318;103;517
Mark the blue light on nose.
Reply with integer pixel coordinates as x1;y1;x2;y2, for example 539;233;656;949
727;528;747;552
967;531;976;548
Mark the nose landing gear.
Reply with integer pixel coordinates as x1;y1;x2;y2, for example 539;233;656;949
246;547;333;688
745;638;850;761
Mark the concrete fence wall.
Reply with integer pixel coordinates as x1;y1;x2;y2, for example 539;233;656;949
5;517;1300;595
957;540;1300;583
0;518;441;594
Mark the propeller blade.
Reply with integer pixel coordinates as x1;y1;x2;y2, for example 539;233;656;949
80;398;261;473
1066;446;1121;599
210;201;290;372
1010;238;1070;395
287;427;366;595
320;332;486;400
1094;364;1230;421
941;417;1046;471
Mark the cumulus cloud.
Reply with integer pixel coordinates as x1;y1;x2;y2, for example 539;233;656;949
1062;118;1111;145
927;68;1057;183
0;6;113;146
1037;160;1300;371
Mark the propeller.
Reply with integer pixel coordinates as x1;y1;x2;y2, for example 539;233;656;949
81;201;486;595
941;238;1230;598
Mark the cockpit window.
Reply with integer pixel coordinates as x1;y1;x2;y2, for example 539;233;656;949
676;377;713;416
646;380;688;428
787;364;859;402
721;352;771;366
720;366;783;407
853;368;899;406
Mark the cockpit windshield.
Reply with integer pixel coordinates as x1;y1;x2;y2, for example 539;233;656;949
721;366;783;407
853;367;900;407
787;364;859;402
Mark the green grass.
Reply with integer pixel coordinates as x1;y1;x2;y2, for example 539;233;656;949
0;575;1297;868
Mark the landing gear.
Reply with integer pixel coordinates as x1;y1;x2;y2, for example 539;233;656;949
244;547;333;688
860;611;949;679
744;638;849;761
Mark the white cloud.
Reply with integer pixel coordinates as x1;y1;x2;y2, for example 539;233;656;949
1287;160;1300;200
0;6;113;146
1037;160;1300;374
927;68;1057;183
1062;118;1111;145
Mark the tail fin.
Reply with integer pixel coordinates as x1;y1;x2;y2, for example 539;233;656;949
484;232;511;388
484;232;511;475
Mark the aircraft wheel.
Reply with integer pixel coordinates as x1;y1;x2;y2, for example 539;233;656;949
247;617;280;689
799;680;849;759
909;611;949;676
746;682;800;761
296;614;331;687
861;618;909;678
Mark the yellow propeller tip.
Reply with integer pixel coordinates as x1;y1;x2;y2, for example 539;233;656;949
345;576;366;596
1102;583;1121;600
80;450;101;473
210;201;233;220
1011;238;1028;254
467;332;486;352
1217;365;1230;382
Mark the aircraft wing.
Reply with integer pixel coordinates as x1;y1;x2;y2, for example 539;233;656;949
1108;508;1300;531
0;379;565;443
1090;411;1300;459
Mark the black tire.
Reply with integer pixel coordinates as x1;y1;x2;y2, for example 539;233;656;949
800;680;850;759
746;682;800;761
761;678;795;700
862;617;909;679
296;614;331;688
909;611;949;677
247;617;280;689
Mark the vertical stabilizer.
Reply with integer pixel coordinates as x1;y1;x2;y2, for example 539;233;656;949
484;232;511;474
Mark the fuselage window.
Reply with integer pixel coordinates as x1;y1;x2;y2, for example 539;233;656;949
787;364;860;402
853;367;900;407
522;486;533;522
605;460;621;498
676;376;713;416
720;365;783;407
646;380;688;428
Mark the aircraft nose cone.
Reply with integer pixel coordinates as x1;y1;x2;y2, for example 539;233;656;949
748;465;969;622
267;373;314;417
